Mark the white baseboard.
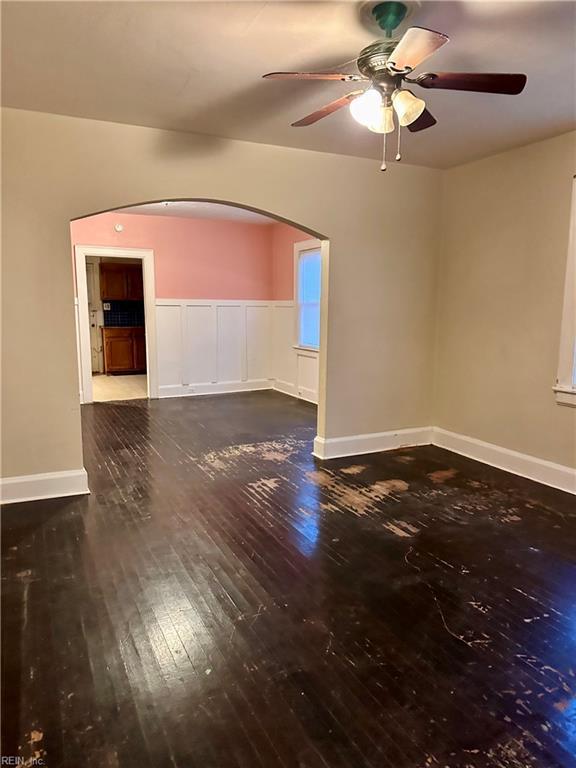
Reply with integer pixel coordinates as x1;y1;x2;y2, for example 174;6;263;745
295;387;318;405
313;427;433;460
312;425;575;495
272;379;297;398
4;428;572;508
273;380;318;405
0;468;90;505
431;428;576;495
158;380;272;398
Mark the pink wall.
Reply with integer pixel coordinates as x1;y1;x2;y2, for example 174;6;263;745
70;211;307;300
271;223;309;301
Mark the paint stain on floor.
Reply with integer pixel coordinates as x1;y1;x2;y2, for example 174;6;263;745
428;467;459;483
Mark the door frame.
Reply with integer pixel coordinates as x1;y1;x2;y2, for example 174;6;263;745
74;245;158;403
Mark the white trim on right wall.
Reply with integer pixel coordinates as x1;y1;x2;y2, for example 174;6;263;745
313;427;433;460
554;175;576;407
313;426;576;495
432;428;576;495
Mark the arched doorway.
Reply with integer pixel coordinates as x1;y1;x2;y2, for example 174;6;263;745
72;198;329;439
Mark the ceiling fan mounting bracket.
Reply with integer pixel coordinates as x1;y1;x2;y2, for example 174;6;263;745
371;1;409;37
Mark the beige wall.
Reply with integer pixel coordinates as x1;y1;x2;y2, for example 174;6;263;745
1;107;440;478
5;107;571;483
434;131;576;468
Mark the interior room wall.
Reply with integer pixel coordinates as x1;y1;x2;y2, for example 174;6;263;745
435;130;576;470
1;107;440;483
71;211;298;300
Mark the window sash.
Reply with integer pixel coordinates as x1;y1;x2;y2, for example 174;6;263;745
298;301;320;349
296;247;321;350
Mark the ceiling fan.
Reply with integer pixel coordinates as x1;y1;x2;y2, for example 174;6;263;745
263;1;527;170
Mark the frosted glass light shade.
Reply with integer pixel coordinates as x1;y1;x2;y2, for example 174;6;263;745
349;89;382;127
392;89;426;127
368;105;395;134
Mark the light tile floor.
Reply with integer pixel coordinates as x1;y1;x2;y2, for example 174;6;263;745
92;374;147;402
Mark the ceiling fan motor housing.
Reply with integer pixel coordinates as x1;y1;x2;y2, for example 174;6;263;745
357;40;396;75
357;41;404;100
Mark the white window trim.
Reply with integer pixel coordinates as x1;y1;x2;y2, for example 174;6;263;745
554;176;576;407
294;239;322;352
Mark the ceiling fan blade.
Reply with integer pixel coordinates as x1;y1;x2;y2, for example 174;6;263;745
291;90;364;127
263;71;366;82
407;108;437;132
414;72;527;94
387;27;449;72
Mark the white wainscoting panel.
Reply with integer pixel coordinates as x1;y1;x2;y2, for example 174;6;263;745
156;299;307;400
184;304;216;385
156;299;318;403
156;305;183;388
217;304;245;383
246;305;272;381
296;349;319;403
272;304;297;395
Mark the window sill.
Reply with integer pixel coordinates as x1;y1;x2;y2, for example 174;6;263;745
553;386;576;407
293;345;319;354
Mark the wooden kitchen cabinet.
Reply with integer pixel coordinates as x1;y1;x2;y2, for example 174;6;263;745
103;327;146;373
100;263;144;300
100;263;126;300
132;327;147;371
126;267;144;300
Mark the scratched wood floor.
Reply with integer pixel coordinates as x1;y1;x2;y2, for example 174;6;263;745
2;391;576;768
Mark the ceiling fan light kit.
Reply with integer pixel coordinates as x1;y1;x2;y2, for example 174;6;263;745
263;1;527;172
391;89;426;127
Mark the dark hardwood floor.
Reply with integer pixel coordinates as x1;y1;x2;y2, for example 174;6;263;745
2;391;576;768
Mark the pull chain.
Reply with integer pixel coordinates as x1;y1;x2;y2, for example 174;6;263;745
380;130;387;171
396;125;402;161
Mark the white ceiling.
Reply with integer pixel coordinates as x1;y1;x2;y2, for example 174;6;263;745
2;1;575;168
120;201;275;223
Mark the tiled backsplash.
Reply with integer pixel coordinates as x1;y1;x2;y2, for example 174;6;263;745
103;300;145;327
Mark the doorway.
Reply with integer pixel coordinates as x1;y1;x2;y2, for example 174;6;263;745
74;246;158;403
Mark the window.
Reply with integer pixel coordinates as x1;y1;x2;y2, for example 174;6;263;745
555;176;576;406
296;245;321;350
